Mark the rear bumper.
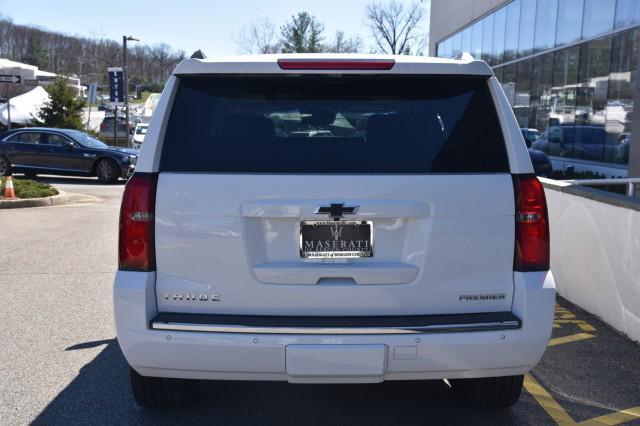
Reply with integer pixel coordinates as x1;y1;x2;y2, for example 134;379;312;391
150;311;522;334
114;271;555;383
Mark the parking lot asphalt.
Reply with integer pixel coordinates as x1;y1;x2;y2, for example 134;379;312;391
0;176;639;425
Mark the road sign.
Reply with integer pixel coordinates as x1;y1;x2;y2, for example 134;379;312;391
108;67;125;106
0;74;21;84
87;83;98;105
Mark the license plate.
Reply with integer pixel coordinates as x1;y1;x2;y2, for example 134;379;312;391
300;220;373;259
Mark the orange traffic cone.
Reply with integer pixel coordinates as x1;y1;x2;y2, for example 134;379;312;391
3;175;16;200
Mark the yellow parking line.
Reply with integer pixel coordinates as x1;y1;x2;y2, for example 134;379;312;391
524;373;576;425
528;310;637;426
577;406;640;425
578;323;597;332
554;306;597;333
548;333;596;347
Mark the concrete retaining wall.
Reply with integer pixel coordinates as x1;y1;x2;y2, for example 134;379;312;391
541;178;640;342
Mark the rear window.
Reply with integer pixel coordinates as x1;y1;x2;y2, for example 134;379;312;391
160;75;508;174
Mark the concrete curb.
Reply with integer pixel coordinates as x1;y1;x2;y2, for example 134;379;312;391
0;190;70;209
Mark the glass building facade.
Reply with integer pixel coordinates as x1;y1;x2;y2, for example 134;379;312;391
436;0;640;168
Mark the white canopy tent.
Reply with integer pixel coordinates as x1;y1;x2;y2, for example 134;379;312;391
0;86;50;126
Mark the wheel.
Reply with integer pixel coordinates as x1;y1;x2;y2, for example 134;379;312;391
0;156;9;176
96;158;120;184
130;367;196;408
449;375;524;409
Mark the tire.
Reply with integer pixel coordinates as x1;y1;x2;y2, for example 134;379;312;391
130;367;196;408
96;158;120;184
450;375;524;409
0;156;9;177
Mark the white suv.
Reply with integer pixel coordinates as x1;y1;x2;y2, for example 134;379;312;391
114;54;555;409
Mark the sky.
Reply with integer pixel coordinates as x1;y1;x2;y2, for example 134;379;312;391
2;0;430;57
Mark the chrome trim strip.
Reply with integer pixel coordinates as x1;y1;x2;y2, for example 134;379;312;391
150;320;521;335
12;164;89;173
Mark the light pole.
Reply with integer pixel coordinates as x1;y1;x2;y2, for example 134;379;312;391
123;35;139;148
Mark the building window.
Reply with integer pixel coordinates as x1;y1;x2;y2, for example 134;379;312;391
501;64;517;105
537;46;581;158
615;0;640;29
471;20;483;60
493;7;507;65
556;0;584;47
462;26;472;54
582;0;616;39
482;15;495;63
530;53;555;132
575;37;613;161
504;0;521;62
518;0;537;58
515;60;533;127
452;33;462;58
494;67;503;81
534;0;558;53
607;28;639;164
440;37;452;58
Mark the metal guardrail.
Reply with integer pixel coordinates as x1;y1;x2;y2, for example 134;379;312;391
561;178;640;198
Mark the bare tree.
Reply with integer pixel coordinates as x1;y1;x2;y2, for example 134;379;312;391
0;16;184;88
235;18;281;54
327;31;363;53
365;1;426;55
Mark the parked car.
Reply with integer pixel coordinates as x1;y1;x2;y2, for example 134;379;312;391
0;127;137;183
115;55;555;409
528;148;553;177
520;128;541;146
520;128;552;176
615;134;631;164
99;115;132;147
532;125;618;162
132;123;148;149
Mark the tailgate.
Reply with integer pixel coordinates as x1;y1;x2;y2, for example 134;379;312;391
155;174;515;315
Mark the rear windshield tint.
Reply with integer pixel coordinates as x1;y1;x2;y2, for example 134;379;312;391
160;75;508;173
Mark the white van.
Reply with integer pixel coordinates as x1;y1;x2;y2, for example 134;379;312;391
114;54;555;409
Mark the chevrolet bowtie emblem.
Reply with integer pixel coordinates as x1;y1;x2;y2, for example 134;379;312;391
315;203;359;220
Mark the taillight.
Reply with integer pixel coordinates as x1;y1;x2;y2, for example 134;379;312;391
119;173;157;271
513;174;550;271
277;59;395;70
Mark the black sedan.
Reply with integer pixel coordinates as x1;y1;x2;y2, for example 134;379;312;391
0;128;137;183
528;147;553;177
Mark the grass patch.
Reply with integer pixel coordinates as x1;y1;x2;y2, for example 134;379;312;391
0;177;59;199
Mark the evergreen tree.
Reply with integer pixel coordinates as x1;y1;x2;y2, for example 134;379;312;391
36;77;86;130
280;12;325;53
